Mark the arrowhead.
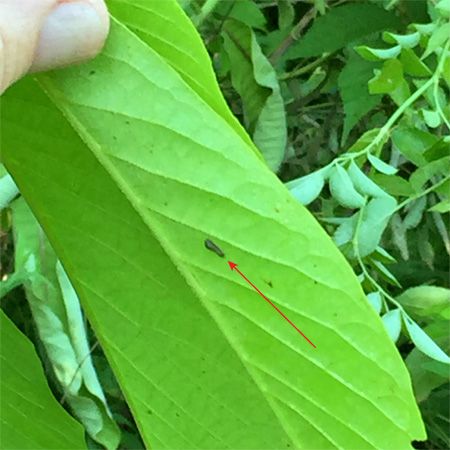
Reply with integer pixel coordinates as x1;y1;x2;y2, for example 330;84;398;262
228;261;237;270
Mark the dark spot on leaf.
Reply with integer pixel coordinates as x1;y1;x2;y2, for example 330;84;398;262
89;70;96;75
265;280;273;288
204;239;225;258
125;120;130;125
147;409;152;415
175;412;180;417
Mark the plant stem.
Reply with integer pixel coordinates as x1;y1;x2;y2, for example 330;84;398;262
269;7;316;63
279;54;330;80
195;0;221;26
395;173;450;212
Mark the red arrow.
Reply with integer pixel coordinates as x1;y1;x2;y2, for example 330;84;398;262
228;261;316;348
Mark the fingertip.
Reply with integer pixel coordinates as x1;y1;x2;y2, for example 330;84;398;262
31;0;109;73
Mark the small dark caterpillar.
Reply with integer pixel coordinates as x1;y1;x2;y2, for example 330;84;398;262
204;239;225;258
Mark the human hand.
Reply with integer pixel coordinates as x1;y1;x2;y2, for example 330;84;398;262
0;0;109;94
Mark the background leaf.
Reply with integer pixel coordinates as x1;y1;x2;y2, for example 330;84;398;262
403;315;450;364
285;3;400;59
338;51;382;142
223;20;287;171
286;169;327;206
329;165;366;209
397;286;450;321
356;196;398;257
368;154;398;175
348;161;388;198
382;309;402;342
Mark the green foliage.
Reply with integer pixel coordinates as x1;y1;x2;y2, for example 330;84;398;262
11;198;120;449
285;3;399;59
2;17;426;448
1;0;449;448
338;51;381;142
223;20;287;170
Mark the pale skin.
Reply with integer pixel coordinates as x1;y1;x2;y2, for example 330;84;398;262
0;0;110;94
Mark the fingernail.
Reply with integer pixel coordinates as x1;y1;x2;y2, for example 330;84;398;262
31;1;105;72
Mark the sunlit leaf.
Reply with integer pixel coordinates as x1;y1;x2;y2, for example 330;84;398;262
429;198;450;213
355;196;398;256
0;170;19;209
422;109;441;128
329;165;366;208
422;23;450;59
397;286;450;321
286;168;329;205
347;161;388;198
406;321;449;403
368;154;398;175
369;59;404;94
382;31;421;48
403;314;450;364
356;45;402;61
382;309;402;342
367;291;383;314
399;48;432;77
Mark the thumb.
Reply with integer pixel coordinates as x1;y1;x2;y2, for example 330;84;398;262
0;0;109;94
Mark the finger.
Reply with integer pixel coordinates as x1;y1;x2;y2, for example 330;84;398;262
0;0;109;94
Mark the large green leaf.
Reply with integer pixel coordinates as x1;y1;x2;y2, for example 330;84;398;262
0;310;86;450
1;10;425;450
105;0;260;158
